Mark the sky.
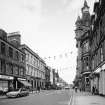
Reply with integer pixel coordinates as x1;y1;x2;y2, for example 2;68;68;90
0;0;96;84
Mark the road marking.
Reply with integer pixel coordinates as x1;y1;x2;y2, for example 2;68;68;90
68;90;73;105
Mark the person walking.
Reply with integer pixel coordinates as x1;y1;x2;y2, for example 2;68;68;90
92;86;95;95
37;86;40;93
75;86;78;93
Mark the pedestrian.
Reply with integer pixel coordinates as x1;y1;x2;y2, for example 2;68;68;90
92;86;95;95
37;86;40;93
75;86;77;93
79;88;81;92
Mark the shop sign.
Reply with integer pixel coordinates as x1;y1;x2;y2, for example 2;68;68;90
0;75;14;80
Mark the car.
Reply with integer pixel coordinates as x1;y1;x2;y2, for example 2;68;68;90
64;86;70;90
19;88;29;97
6;88;29;98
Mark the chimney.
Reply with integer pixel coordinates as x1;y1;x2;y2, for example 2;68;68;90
7;31;21;48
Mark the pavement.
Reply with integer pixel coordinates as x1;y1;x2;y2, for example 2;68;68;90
72;90;105;105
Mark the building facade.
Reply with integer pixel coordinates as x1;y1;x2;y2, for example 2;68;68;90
19;44;46;90
45;66;51;89
75;0;91;91
0;30;26;92
90;0;105;95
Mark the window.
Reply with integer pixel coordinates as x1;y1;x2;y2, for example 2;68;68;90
100;47;103;62
85;77;89;86
20;68;24;76
21;54;24;62
83;41;89;53
14;66;19;75
6;64;10;74
1;42;5;55
15;51;19;60
1;60;6;73
9;47;13;58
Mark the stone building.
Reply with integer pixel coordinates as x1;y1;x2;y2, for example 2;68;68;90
19;44;46;90
75;0;91;91
0;30;26;92
45;66;51;89
90;0;105;95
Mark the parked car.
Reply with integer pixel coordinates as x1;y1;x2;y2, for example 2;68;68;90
6;88;29;98
19;88;29;97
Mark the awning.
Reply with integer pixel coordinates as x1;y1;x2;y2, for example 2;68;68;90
19;80;32;87
94;67;101;73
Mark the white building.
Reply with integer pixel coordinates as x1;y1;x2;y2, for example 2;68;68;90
20;44;46;89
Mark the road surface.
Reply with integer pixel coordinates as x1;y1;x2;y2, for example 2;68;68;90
0;89;73;105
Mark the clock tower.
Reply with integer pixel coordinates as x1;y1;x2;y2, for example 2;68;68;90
75;0;91;92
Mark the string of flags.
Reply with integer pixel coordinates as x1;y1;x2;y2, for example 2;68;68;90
54;66;73;72
59;67;71;71
43;51;73;60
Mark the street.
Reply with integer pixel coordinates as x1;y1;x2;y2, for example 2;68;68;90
0;89;73;105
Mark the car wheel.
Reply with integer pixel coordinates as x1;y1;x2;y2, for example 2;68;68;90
17;94;19;97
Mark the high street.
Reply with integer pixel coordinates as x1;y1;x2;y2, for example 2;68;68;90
0;89;73;105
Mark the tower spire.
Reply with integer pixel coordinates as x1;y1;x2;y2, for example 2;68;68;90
84;0;88;7
75;15;81;26
81;0;89;13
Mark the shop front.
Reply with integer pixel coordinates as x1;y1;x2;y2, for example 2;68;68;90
99;64;105;95
82;72;91;92
0;75;14;94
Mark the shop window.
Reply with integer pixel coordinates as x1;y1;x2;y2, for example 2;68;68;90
9;64;13;74
6;64;9;74
85;77;89;86
0;80;8;91
100;47;103;62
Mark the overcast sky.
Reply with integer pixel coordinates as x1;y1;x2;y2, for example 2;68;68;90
0;0;96;84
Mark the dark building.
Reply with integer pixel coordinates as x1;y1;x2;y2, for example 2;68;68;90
90;0;105;95
0;30;26;92
45;66;51;89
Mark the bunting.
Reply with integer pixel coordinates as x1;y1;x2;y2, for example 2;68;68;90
43;51;73;60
